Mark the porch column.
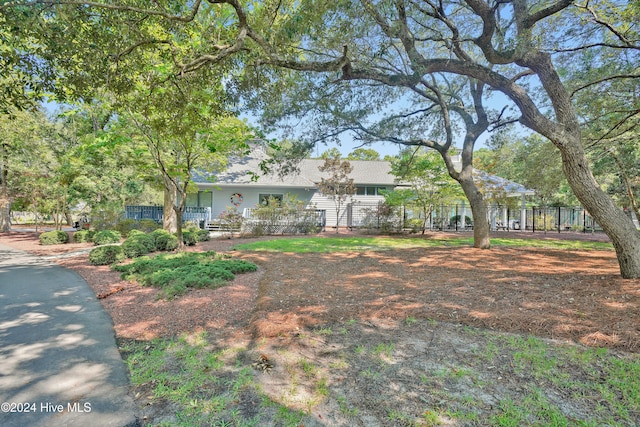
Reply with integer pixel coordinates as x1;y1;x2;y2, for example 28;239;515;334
520;193;527;232
502;206;508;228
461;201;467;229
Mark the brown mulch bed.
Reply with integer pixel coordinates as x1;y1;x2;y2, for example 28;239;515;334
1;229;639;352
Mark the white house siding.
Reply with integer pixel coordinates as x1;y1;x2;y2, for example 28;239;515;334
310;193;385;228
197;186;315;219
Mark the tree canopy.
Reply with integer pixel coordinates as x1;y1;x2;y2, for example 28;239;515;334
2;0;640;276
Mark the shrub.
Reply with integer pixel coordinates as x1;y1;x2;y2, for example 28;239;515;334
196;229;210;242
89;245;125;265
150;228;170;248
122;240;149;258
90;208;122;231
93;230;122;246
127;229;146;238
73;230;95;243
181;231;198;246
39;230;69;245
155;233;178;252
116;219;139;237
139;219;161;233
122;233;155;258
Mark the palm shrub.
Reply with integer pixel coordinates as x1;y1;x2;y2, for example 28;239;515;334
92;230;122;246
89;245;125;265
39;230;69;245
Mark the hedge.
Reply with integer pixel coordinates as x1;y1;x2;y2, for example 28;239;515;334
88;245;125;265
93;230;122;246
39;230;69;245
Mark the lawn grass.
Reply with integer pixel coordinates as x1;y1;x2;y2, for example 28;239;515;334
231;235;613;252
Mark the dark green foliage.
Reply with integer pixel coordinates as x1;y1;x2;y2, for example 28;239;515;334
113;251;257;299
181;231;198;246
73;230;95;243
122;239;149;258
92;230;122;246
116;219;138;237
139;219;161;233
127;229;146;238
89;245;125;265
117;219;161;237
197;229;210;242
155;233;178;251
122;233;155;258
39;230;69;245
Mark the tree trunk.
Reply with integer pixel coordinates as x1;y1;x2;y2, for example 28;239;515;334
0;196;10;232
560;139;640;278
163;177;178;233
174;204;185;251
459;177;491;249
0;145;10;232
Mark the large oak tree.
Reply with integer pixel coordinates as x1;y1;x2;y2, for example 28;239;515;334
4;0;639;277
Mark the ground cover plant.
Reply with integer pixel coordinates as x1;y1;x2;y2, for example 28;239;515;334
113;251;257;299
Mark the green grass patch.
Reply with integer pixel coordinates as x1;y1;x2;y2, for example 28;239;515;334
231;236;612;253
120;332;309;427
113;251;257;299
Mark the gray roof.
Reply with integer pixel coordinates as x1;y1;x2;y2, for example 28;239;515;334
194;149;397;188
194;149;533;196
473;170;535;196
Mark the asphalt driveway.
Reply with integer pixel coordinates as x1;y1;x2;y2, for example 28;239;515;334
0;243;138;427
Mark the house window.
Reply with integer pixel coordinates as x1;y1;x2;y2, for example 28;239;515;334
259;193;284;205
186;191;212;207
356;186;387;196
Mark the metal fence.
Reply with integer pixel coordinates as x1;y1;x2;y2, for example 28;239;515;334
124;206;211;225
346;202;610;233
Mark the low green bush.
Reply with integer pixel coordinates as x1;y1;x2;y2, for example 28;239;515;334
93;230;122;246
139;219;161;233
39;230;69;245
181;231;198;246
127;229;146;238
116;219;138;237
116;219;161;237
197;229;210;242
155;233;178;252
73;230;95;243
113;251;257;299
89;245;125;265
122;239;149;258
122;233;155;258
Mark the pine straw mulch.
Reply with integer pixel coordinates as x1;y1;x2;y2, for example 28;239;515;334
1;228;639;352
